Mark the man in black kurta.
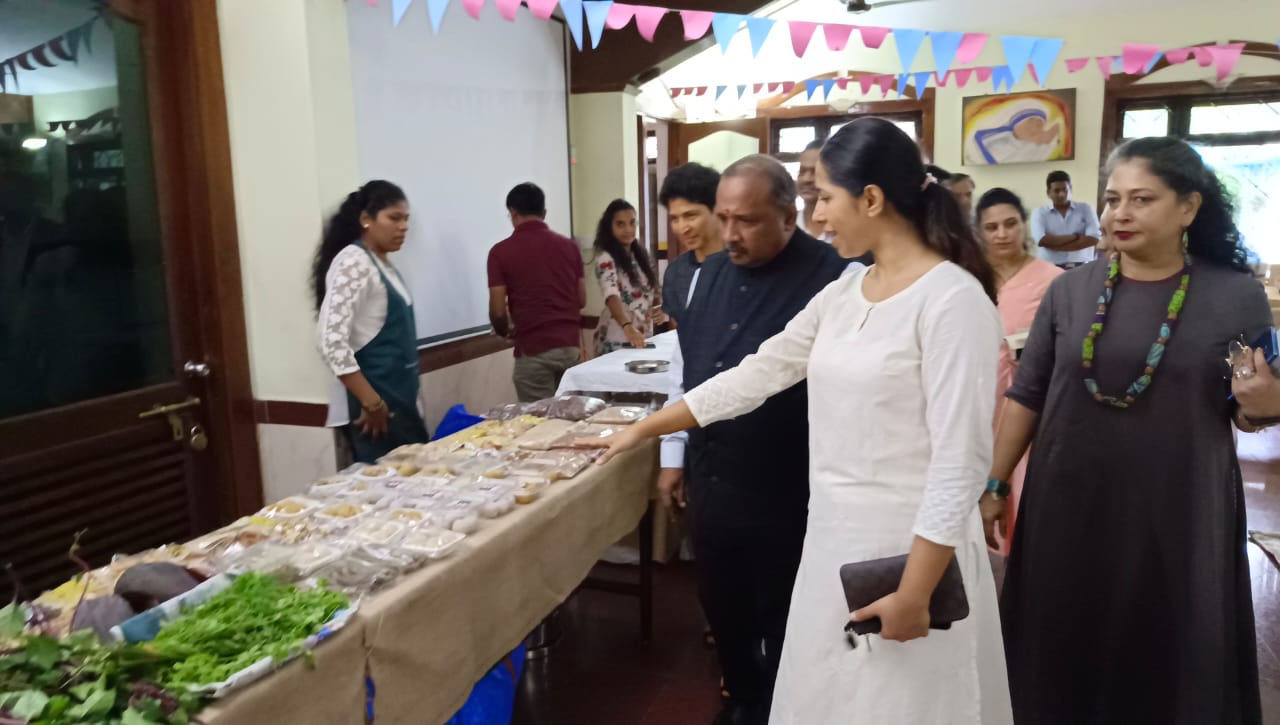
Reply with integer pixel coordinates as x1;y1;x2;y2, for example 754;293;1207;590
670;155;845;725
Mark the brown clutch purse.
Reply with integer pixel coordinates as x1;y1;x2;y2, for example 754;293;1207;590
839;553;969;644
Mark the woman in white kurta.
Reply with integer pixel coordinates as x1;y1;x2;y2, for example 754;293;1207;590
595;118;1013;723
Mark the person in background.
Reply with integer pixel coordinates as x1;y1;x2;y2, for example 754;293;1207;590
651;155;846;725
985;137;1268;724
943;172;976;221
660;163;724;327
313;180;429;462
593;199;658;355
594;119;1012;724
796;140;831;241
975;187;1061;556
487;182;585;402
1030;170;1101;269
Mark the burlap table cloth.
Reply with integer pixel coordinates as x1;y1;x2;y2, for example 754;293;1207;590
204;440;655;725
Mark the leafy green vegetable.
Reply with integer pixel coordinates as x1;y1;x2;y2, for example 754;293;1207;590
147;573;347;689
0;602;26;639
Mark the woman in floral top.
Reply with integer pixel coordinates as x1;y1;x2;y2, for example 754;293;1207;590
593;199;659;355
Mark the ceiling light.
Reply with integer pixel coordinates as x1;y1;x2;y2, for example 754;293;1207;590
21;137;47;150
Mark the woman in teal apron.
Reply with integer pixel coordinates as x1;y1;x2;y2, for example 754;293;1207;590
312;180;429;462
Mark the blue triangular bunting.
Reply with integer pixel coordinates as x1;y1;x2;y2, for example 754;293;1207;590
583;1;612;49
893;28;927;72
711;13;745;54
929;31;964;78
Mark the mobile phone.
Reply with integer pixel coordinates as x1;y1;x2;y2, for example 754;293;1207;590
1255;328;1279;369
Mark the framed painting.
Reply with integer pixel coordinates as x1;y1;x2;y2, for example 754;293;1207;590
962;89;1076;165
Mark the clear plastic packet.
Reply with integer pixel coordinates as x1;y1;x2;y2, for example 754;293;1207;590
310;556;397;594
434;498;482;533
398;528;466;559
587;406;650;425
448;454;511;479
308;476;353;498
346;518;409;546
384;507;434;526
187;525;273;558
505;458;567;480
254;497;321;520
547;423;624;450
529;395;608;421
314;501;370;523
285;541;349;577
224;542;299;579
351;543;426;573
354;464;396;481
483;402;535;421
513;479;548;505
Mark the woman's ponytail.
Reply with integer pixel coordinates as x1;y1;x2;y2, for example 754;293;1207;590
310;181;406;311
917;182;997;304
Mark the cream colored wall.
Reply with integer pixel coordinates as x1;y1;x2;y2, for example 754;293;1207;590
687;130;762;172
569;91;640;320
217;0;356;406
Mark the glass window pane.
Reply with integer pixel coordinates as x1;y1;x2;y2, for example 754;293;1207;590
1123;107;1170;138
0;5;172;419
1195;142;1280;262
1190;102;1280;135
892;120;918;140
644;134;658;162
777;125;817;154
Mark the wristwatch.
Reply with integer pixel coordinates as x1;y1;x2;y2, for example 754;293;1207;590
985;477;1011;499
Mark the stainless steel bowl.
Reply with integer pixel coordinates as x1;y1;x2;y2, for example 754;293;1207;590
625;360;670;374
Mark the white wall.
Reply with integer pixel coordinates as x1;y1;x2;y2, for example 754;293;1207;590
570;91;640;320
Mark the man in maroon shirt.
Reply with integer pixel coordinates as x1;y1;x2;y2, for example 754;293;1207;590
487;182;585;401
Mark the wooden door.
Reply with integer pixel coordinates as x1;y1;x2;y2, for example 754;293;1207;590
0;0;260;599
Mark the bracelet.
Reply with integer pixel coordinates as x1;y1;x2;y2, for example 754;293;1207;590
622;321;634;328
985;477;1011;499
362;398;387;414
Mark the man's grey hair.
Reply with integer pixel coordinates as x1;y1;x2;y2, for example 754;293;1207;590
722;154;797;214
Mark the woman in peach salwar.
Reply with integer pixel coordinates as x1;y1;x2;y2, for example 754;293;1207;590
976;188;1061;555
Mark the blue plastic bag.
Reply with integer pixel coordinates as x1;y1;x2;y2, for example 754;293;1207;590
433;404;485;440
444;644;527;725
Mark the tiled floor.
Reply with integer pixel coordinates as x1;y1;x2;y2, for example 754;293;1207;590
514;432;1280;724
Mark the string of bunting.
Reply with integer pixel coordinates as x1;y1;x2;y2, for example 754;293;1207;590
367;0;1065;81
670;40;1259;103
0;12;102;94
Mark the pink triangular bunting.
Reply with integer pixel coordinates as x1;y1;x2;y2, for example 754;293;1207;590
781;81;796;95
694;86;708;96
875;74;895;96
1122;43;1161;75
858;25;890;49
753;83;764;93
1208;42;1246;81
954;67;974;87
1065;57;1089;73
605;2;635;30
858;74;876;94
1165;47;1192;64
955;32;988;64
679;10;714;40
494;0;520;20
462;0;484;18
527;0;559;19
632;5;666;40
934;71;950;87
1193;46;1214;66
834;77;850;90
1095;56;1114;80
824;24;855;52
976;66;993;82
789;21;818;57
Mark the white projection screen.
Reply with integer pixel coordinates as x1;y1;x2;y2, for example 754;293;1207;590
346;2;573;344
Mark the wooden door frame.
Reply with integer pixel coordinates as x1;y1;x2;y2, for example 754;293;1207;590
0;1;262;525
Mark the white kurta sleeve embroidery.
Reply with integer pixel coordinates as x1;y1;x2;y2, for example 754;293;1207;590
317;247;376;377
912;285;1002;547
682;285;827;427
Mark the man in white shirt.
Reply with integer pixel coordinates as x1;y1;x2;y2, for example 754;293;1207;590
1030;170;1102;270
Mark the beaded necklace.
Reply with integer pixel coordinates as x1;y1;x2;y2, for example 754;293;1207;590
1081;252;1191;409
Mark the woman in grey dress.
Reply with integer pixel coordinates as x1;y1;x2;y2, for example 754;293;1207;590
983;137;1270;724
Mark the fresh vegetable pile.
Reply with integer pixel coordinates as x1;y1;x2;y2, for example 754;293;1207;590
0;573;348;724
147;573;348;689
0;603;196;724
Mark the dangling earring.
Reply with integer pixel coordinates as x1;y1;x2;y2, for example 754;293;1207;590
363;224;370;229
1181;228;1189;253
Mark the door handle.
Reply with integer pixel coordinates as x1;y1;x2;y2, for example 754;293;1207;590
139;397;202;419
139;397;205;448
184;360;212;378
